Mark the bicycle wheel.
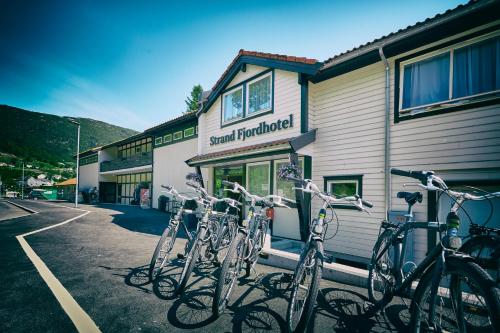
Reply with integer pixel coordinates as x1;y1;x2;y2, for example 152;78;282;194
368;228;396;307
410;257;500;333
461;235;499;287
176;225;206;295
149;224;177;282
213;231;246;317
286;241;323;333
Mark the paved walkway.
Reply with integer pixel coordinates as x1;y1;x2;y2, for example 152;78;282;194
0;200;410;332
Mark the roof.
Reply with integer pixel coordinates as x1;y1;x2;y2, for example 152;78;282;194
186;130;316;166
187;138;293;166
314;0;499;82
144;112;197;134
55;178;77;186
198;49;322;115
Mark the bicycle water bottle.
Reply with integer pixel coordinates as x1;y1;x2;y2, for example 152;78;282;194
445;212;462;249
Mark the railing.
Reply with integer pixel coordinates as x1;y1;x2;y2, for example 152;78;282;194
100;152;152;172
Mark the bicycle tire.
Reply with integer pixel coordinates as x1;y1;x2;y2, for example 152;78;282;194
286;241;323;333
409;257;500;333
460;235;499;286
149;225;177;282
213;231;246;317
367;228;396;307
176;225;206;295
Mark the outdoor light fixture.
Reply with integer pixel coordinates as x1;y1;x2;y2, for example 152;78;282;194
68;118;80;207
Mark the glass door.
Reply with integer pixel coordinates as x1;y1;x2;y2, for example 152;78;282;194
214;166;245;218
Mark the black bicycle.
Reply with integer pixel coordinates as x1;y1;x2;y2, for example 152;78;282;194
176;181;240;295
212;180;292;318
279;168;372;333
148;183;202;282
367;168;500;332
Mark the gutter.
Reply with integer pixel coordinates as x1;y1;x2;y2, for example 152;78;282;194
379;45;391;219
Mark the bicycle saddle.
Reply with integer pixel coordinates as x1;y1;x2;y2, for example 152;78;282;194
397;191;423;205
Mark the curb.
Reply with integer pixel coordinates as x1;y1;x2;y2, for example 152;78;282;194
258;247;369;289
4;200;39;214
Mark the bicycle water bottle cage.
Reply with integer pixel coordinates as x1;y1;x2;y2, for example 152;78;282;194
397;191;423;206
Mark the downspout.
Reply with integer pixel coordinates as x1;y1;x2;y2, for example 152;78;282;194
379;45;391;220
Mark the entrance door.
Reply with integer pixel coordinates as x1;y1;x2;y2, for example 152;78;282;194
99;182;116;203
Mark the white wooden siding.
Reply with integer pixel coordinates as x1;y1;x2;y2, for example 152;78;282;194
201;65;301;154
79;163;99;190
310;61;386;261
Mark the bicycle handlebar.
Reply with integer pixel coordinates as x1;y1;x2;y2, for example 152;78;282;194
390;168;432;184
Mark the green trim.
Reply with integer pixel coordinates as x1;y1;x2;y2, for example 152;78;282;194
323;174;363;210
220;69;274;129
394;25;500;124
153;119;198;148
188;148;292;167
299;73;309;133
201;57;321;115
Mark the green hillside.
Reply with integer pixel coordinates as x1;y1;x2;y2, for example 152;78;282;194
0;105;139;164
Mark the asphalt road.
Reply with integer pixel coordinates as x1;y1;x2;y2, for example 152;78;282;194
0;200;410;332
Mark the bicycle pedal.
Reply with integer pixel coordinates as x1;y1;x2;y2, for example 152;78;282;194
177;253;185;259
259;252;269;259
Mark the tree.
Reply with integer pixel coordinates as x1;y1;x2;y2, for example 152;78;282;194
184;84;204;113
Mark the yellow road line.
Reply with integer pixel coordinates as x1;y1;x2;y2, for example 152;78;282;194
16;208;101;333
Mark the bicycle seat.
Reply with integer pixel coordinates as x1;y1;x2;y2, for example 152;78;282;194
397;191;423;205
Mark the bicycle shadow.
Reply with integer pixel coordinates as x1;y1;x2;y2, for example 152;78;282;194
164;260;219;329
228;272;292;333
152;259;185;300
99;264;152;294
318;287;410;332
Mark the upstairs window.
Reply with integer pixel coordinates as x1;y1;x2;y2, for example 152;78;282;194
247;73;271;115
399;34;500;115
223;87;243;123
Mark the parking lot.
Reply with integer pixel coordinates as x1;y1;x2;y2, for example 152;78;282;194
0;199;410;332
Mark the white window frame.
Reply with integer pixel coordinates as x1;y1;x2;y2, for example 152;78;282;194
173;131;183;141
154;137;162;145
184;127;195;137
245;161;271;197
399;31;500;115
246;72;272;116
326;179;359;197
163;134;172;143
222;85;244;124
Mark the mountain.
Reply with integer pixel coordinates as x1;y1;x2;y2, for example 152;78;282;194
0;105;139;164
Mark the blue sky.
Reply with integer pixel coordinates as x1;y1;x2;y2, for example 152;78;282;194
0;0;466;131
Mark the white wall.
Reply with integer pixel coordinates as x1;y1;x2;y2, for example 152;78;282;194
79;162;99;191
152;139;202;208
200;65;302;155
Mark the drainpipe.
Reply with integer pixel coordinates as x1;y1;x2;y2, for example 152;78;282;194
379;45;391;220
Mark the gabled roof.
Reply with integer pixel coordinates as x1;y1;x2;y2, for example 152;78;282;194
55;178;77;186
198;49;322;115
313;0;499;82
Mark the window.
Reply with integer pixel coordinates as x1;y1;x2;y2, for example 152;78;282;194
223;86;243;123
274;159;303;199
247;74;271;115
155;137;162;145
163;134;172;143
399;34;500;115
184;127;195;137
246;162;270;197
323;175;363;209
173;131;183;140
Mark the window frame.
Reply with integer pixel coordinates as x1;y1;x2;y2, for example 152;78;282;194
163;134;172;143
323;175;363;210
246;71;272;116
220;69;275;128
184;127;195;137
154;137;162;145
222;85;244;125
173;131;183;141
396;30;500;122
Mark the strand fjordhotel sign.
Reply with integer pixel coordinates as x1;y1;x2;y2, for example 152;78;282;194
210;114;294;146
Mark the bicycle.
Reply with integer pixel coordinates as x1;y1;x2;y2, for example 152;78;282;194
279;167;373;333
367;168;500;332
148;184;202;282
212;180;293;318
176;181;241;295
